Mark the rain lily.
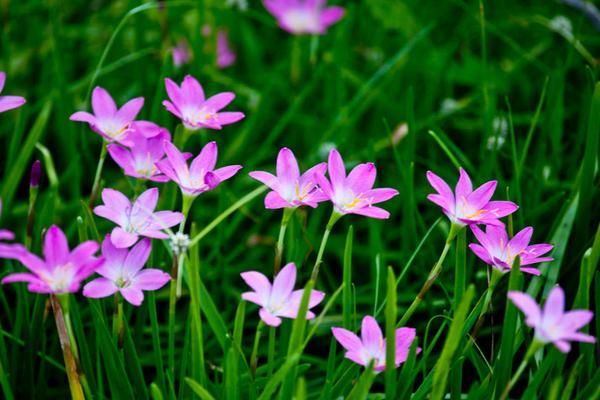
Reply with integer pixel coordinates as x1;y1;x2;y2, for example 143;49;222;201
508;286;596;353
249;147;327;209
240;262;325;327
332;316;420;372
426;168;518;226
70;86;144;145
263;0;345;35
162;75;245;130
1;225;102;294
83;236;170;306
94;188;184;248
107;124;172;182
469;225;553;276
0;72;26;113
157;141;242;197
217;29;236;69
315;149;399;219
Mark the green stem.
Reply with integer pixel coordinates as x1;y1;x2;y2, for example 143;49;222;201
274;208;294;276
467;268;504;344
111;293;124;349
25;186;38;249
500;340;544;400
398;223;462;327
250;320;265;379
454;228;466;310
267;326;276;378
177;195;195;297
168;254;179;382
310;211;342;282
88;141;107;208
174;125;194;149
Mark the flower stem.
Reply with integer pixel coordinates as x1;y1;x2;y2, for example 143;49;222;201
168;254;179;382
267;326;276;378
274;208;294;276
310;211;342;282
467;268;504;345
454;228;467;310
176;194;195;298
500;340;543;400
88;141;107;208
112;293;124;349
250;320;265;379
398;223;462;327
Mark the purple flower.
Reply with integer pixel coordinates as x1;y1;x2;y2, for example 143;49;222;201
217;29;236;69
1;226;102;294
162;75;245;130
426;168;518;226
332;316;420;372
30;160;42;188
107;123;172;182
70;86;144;145
240;262;325;327
264;0;345;35
0;72;26;113
316;149;399;219
94;188;184;248
249;147;327;209
508;286;596;353
157;141;242;197
469;225;553;276
83;236;170;306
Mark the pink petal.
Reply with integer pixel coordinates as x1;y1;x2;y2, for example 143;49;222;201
111;228;139;248
363;188;399;204
181;75;205;104
240;271;271;303
520;267;541;276
0;230;15;240
156;160;180;183
123;238;151;276
107;144;134;172
162;100;183;119
455;168;473;200
543;286;565;327
0;96;26;113
191;141;218;174
259;308;282;327
552;340;571;353
132;268;171;291
69;241;100;264
213;165;242;182
426;171;454;204
345;351;368;367
350;206;390;219
560;310;594;332
241;292;263;306
0;72;5;92
83;278;119;298
249;171;279;191
163;141;189;180
508;227;533;254
203;92;235;111
394;327;417;365
116;97;144;122
468;243;493;266
315;173;333;200
276;148;300;187
216;112;245;125
320;6;345;28
43;226;69;267
507;291;541;327
332;327;363;352
481;201;518;220
361;316;383;355
164;78;184;109
120;287;144;306
101;188;131;214
91;86;117;118
327;149;346;192
426;194;452;212
70;111;97;124
2;272;41;285
271;262;296;305
465;180;496;211
132;188;159;216
345;163;376;194
149;211;184;230
265;191;292;209
94;205;125;226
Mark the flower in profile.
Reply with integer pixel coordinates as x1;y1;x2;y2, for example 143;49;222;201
508;286;596;353
94;188;184;248
83;236;170;306
157;141;242;197
469;225;553;276
249;147;327;209
332;316;420;372
70;86;144;145
162;75;244;130
315;149;398;219
0;72;26;113
107;124;172;182
426;168;518;226
263;0;345;35
217;29;236;69
1;226;102;294
171;39;191;67
240;262;325;327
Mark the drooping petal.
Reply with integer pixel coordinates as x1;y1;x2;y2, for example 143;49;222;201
83;278;119;298
259;308;282;327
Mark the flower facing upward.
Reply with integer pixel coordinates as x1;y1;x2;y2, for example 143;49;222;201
332;316;420;372
107;123;172;182
70;86;144;145
316;149;399;219
263;0;345;35
83;236;170;306
469;225;553;276
1;226;102;294
240;262;325;327
94;188;184;248
157;141;242;197
0;72;26;113
162;75;245;130
508;286;596;353
426;168;518;226
249;147;327;209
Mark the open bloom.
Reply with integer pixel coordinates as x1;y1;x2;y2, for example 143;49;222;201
469;225;553;276
332;316;420;372
107;123;172;182
426;168;518;226
162;75;244;130
508;286;596;353
241;262;324;327
263;0;345;35
157;141;242;197
70;86;144;145
0;72;26;113
1;226;102;294
83;236;170;306
249;147;327;209
94;188;184;248
316;149;398;219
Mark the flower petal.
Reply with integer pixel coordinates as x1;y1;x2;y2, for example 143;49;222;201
271;262;296;305
276;148;300;187
507;291;541;327
43;226;69;267
120;287;144;306
132;268;171;291
328;149;346;192
332;327;363;352
91;86;117;118
83;278;119;298
110;227;139;248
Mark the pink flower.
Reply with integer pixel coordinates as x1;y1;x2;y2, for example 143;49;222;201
249;147;327;209
0;199;25;258
162;75;244;130
157;141;242;197
240;262;325;327
107;123;172;182
469;225;553;276
426;168;518;226
217;29;236;69
316;149;399;219
70;86;144;145
0;72;26;113
83;236;170;306
264;0;345;35
508;286;596;353
171;40;191;67
332;316;420;372
94;188;184;248
1;226;102;294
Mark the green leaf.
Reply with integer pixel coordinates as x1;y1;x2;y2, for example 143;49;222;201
385;266;397;400
184;377;216;400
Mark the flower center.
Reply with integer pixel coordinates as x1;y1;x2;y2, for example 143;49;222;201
283;9;320;33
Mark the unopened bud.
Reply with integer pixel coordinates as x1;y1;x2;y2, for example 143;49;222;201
30;160;41;188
